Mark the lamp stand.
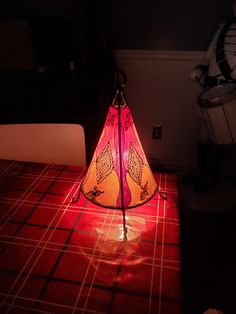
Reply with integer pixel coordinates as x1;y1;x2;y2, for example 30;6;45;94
117;83;128;241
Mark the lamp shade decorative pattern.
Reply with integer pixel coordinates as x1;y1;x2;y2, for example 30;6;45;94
81;89;157;209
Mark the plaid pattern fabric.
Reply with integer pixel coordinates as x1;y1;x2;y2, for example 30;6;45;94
0;160;182;314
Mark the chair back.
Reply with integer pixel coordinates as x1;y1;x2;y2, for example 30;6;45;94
0;123;86;166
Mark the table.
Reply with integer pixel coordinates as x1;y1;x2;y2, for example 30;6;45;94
0;159;182;314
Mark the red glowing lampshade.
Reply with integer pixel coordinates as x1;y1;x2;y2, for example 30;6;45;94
81;80;157;210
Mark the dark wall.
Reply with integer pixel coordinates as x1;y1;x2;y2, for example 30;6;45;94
0;0;234;51
110;0;233;50
0;0;77;18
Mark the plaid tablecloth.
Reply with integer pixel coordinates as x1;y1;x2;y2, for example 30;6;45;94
0;160;182;314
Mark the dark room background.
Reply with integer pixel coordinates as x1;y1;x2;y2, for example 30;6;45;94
0;0;233;163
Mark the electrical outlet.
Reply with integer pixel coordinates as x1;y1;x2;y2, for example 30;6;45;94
152;125;162;139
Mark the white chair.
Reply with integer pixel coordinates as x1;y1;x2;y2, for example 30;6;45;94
0;123;86;166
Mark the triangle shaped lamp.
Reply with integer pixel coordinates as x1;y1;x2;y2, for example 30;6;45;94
76;71;166;239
